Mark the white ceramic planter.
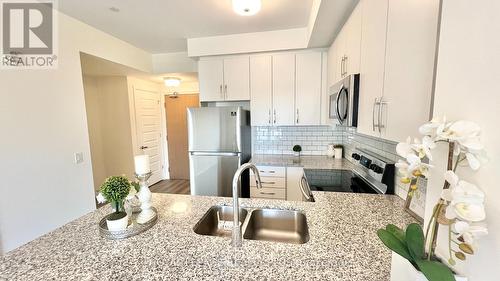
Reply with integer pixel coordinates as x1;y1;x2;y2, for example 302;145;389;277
390;252;467;281
106;213;129;231
294;151;300;157
334;148;343;159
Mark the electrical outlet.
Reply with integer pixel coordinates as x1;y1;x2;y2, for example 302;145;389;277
74;152;84;164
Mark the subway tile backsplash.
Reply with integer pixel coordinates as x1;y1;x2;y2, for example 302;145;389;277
252;125;400;160
252;126;344;155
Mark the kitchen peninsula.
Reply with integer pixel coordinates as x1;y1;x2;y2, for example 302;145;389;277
1;192;414;280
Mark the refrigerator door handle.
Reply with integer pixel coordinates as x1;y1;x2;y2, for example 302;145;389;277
190;151;239;156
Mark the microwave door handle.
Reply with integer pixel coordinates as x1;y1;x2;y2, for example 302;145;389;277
336;89;343;125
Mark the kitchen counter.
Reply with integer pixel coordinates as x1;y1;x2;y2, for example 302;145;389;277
250;154;355;170
0;192;415;280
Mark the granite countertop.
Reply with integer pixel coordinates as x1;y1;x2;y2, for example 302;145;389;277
250;154;355;170
0;192;415;280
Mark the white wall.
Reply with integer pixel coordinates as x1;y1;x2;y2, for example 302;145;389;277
425;0;500;280
83;76;136;191
152;52;198;74
0;11;152;254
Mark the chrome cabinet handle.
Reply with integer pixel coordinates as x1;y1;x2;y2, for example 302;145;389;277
296;108;299;124
273;109;277;124
372;97;380;132
340;56;345;78
260;192;276;195
260;181;276;184
140;146;148;150
378;99;388;133
344;56;348;76
268;109;271;124
219;85;223;98
224;85;228;100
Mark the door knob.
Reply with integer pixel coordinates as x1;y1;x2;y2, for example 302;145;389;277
140;146;148;150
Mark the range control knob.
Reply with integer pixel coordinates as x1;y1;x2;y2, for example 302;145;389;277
371;165;384;174
351;153;361;160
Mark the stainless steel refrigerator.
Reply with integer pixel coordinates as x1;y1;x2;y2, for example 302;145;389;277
187;106;251;197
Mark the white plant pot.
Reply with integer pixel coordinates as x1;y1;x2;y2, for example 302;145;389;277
294;151;300;157
390;252;467;281
106;213;129;231
334;148;343;159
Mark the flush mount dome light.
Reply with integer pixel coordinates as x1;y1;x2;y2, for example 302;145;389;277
232;0;261;16
164;77;181;87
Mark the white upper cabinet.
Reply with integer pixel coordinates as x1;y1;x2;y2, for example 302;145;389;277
198;57;250;102
272;54;296;126
381;0;439;142
344;4;362;76
223;56;250;101
250;56;273;126
357;0;389;137
199;59;224;101
295;52;322;125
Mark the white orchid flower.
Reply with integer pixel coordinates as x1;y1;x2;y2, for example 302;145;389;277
396;137;413;158
412;136;436;160
453;221;488;246
406;154;432;178
96;192;107;204
439;120;484;149
419;116;447;136
443;173;486;222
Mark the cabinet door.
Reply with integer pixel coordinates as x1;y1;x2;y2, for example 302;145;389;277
198;59;224;102
381;0;439;142
272;54;295;126
345;3;362;75
223;56;250;101
286;167;305;202
295;52;322;125
335;29;347;81
250;56;273;126
357;0;389;137
327;39;339;86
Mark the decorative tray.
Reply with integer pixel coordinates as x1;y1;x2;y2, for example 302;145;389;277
98;207;158;240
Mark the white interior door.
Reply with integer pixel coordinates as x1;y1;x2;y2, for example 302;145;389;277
134;88;163;185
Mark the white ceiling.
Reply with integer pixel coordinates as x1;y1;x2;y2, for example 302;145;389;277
59;0;314;53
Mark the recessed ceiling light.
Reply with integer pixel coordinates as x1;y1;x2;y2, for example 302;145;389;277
232;0;261;16
109;7;120;12
164;77;181;87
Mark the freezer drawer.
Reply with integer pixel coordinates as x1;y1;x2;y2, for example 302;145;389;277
189;154;240;197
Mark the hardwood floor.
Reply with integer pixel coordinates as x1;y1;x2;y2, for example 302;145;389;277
150;179;190;195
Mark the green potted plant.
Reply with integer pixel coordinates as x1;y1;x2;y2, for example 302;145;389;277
98;176;134;231
292;145;302;157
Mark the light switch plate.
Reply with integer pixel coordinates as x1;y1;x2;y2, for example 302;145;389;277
74;152;84;164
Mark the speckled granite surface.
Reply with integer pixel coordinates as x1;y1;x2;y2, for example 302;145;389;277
0;192;415;280
251;154;355;170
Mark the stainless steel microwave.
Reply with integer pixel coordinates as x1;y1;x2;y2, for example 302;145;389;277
329;74;360;127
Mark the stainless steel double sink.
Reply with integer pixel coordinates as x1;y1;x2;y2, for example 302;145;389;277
193;205;309;244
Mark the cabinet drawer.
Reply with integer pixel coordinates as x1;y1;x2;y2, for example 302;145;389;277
250;176;285;188
251;166;286;178
250;187;286;200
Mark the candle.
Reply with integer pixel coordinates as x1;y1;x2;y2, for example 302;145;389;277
134;155;150;175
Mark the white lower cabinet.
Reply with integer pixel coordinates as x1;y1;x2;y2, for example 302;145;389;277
250;165;286;200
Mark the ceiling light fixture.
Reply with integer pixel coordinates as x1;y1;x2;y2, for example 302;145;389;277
232;0;261;16
164;77;181;87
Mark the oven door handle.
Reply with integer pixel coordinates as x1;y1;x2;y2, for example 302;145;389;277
299;176;312;201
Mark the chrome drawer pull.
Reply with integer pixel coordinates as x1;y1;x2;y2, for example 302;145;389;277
260;192;276;195
260;181;276;184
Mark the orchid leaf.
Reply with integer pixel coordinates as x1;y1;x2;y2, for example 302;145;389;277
386;224;406;244
415;259;456;281
377;229;412;261
406;223;425;260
